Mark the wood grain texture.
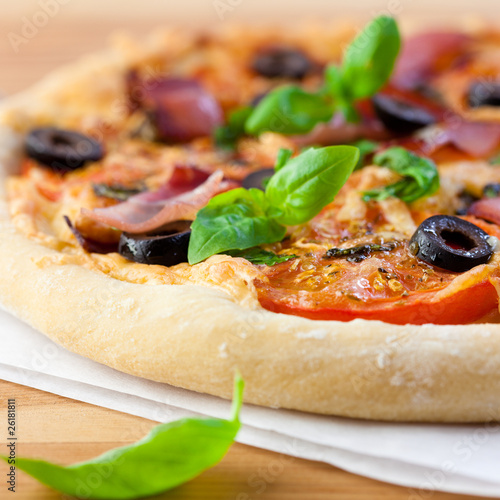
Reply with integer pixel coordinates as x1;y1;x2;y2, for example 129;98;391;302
0;16;494;500
0;380;491;500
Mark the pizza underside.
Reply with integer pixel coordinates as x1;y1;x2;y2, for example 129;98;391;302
2;20;500;421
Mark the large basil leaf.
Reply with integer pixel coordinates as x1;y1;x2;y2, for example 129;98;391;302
265;145;359;225
188;188;286;265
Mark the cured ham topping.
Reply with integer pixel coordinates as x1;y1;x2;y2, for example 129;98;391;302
81;167;236;234
391;32;470;90
468;196;500;226
127;73;224;142
414;119;500;157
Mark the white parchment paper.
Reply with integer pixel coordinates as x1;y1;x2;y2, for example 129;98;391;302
2;308;500;497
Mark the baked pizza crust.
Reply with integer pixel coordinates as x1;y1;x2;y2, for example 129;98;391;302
2;28;500;423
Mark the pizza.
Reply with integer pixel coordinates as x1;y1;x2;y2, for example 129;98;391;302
2;16;500;422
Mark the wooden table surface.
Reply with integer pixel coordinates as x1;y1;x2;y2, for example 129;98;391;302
0;15;494;500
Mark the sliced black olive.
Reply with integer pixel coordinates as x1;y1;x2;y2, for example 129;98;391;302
119;221;192;267
25;127;103;171
372;94;437;134
409;215;493;272
468;81;500;108
252;48;312;80
242;168;275;190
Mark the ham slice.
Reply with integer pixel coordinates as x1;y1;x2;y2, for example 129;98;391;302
82;167;235;234
392;32;470;90
445;120;500;157
414;119;500;158
127;73;223;142
468;197;500;226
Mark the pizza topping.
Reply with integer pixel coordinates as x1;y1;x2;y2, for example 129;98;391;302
214;107;253;150
92;183;145;201
241;168;274;190
371;93;437;134
127;73;223;142
391;31;470;90
25;128;104;171
438;120;500;158
188;145;359;264
245;16;401;135
119;220;192;267
63;216;118;254
409;215;493;272
252;47;313;80
468;196;500;226
468;81;500;108
81;167;234;234
362;147;439;203
325;241;399;263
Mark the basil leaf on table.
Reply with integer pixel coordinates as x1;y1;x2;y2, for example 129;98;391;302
214;106;253;150
245;86;334;135
188;145;359;264
188;188;287;265
265;146;359;225
228;247;297;265
363;146;440;203
1;375;245;500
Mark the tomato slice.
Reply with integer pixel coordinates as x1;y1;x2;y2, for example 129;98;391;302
255;213;500;325
257;277;499;325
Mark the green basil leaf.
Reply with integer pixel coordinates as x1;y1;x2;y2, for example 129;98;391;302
188;188;286;265
1;375;245;500
265;145;359;225
352;139;378;170
363;146;440;203
214;106;253;150
324;65;360;123
340;16;401;101
245;86;333;135
274;148;294;172
228;247;297;265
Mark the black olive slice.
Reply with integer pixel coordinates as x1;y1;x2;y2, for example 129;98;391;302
372;94;437;134
252;48;312;80
242;168;275;191
468;81;500;108
119;221;192;267
409;215;493;272
25;127;103;171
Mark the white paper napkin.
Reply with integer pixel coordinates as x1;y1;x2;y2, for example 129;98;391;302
2;308;500;497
